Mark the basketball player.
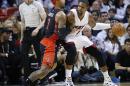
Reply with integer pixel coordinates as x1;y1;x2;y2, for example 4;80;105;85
25;0;67;85
66;0;118;86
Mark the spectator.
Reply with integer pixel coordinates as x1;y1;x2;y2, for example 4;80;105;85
123;4;130;23
0;0;17;8
124;24;130;39
93;12;109;36
96;29;107;44
114;0;128;20
0;28;10;84
96;19;120;45
0;28;21;85
71;28;105;82
90;1;101;12
6;0;17;7
99;12;109;23
104;29;121;71
72;52;103;83
108;8;117;21
82;28;105;51
4;15;21;39
100;0;110;12
96;29;109;46
0;0;9;8
115;38;130;81
3;15;21;54
91;10;100;22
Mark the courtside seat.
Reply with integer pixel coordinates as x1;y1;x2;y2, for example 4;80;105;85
6;7;18;16
0;7;18;21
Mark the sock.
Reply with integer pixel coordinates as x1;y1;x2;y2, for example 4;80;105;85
66;69;72;79
101;71;111;82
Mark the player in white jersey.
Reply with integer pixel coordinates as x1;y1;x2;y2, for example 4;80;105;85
65;0;118;86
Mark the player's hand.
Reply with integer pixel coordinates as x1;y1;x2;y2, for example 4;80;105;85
32;28;40;37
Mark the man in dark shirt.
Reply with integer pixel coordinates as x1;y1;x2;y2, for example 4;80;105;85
115;38;130;81
0;28;21;84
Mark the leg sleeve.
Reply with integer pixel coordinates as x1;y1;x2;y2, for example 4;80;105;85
63;42;77;65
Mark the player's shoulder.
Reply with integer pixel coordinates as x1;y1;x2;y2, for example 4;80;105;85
56;11;66;19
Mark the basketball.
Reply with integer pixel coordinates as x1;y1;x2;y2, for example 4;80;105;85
111;23;126;37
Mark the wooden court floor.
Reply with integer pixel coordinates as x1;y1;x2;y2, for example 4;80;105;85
46;82;130;86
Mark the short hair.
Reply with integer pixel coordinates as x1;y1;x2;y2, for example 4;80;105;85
109;8;116;13
101;11;108;15
79;0;89;5
125;38;130;44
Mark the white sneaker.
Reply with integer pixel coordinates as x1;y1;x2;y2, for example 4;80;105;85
103;81;118;86
65;77;75;86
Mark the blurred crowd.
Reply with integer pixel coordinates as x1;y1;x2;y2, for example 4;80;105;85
0;0;130;85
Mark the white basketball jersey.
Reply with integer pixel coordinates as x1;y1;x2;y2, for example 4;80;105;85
70;9;89;26
66;9;93;52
